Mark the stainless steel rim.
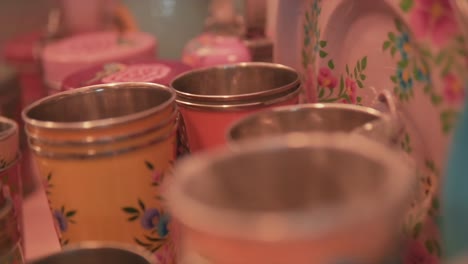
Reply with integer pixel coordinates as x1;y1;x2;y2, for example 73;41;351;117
23;82;176;130
171;62;300;102
167;132;415;242
32;241;156;264
29;126;177;160
225;102;384;141
176;85;301;111
25;109;179;146
0;117;18;142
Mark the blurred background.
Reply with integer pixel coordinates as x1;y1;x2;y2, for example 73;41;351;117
0;0;246;59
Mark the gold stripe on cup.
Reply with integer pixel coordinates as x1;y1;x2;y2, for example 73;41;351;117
22;82;178;263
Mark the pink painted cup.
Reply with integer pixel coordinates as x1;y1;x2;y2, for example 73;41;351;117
170;62;301;152
41;31;157;95
165;132;416;264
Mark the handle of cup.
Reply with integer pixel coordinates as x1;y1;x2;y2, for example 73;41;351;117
375;89;404;143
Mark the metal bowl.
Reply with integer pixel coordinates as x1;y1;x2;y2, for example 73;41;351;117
30;242;156;264
227;103;387;142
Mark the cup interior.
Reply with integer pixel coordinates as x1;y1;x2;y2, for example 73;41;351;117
24;83;174;125
169;133;413;241
31;247;153;264
184;146;387;212
171;63;298;97
228;104;381;141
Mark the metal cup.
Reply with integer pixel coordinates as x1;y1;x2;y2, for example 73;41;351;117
22;83;179;261
226;103;398;145
166;132;416;264
29;242;156;264
171;62;301;151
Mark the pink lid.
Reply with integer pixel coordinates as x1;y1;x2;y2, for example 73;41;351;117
42;31;157;86
61;59;192;90
3;31;43;64
182;32;251;68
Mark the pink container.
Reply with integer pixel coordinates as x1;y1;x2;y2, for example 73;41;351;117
41;31;157;94
170;62;301;152
166;133;415;264
61;59;191;90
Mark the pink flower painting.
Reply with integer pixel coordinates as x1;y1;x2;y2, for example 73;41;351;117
317;67;337;89
409;0;458;46
443;73;465;104
403;239;438;264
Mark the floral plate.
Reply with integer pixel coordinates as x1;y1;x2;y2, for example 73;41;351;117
275;0;468;263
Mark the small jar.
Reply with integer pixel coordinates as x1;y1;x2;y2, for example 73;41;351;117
182;0;251;68
41;31;157;95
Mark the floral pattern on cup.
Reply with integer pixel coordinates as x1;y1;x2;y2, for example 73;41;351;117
44;172;78;246
382;15;465;134
121;160;177;261
314;52;368;104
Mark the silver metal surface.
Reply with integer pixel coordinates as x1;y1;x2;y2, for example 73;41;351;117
171;62;300;109
227;103;387;142
167;132;415;241
30;242;156;264
0;116;17;142
25;108;178;146
176;84;300;111
28;126;177;160
23;82;176;130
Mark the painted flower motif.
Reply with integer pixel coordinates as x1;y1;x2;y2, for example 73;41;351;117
409;0;458;46
140;208;160;230
157;214;170;237
53;210;68;232
317;67;337;89
396;32;412;60
414;67;430;82
151;171;163;183
345;77;358;103
398;67;414;92
443;73;465;104
403;240;438;264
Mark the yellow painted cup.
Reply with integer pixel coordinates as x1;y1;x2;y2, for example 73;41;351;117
22;83;178;263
